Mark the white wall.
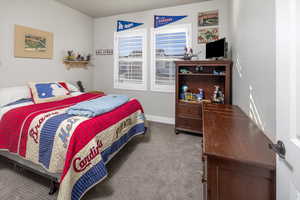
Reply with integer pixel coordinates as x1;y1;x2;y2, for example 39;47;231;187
93;0;230;121
0;0;94;90
229;0;276;141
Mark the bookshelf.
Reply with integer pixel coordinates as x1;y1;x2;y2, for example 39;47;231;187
175;60;232;134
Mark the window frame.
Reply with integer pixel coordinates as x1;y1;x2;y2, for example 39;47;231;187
114;29;147;91
150;24;192;93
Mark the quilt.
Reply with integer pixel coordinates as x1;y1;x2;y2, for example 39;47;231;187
0;93;146;200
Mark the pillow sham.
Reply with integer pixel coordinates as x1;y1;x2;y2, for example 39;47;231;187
0;86;31;107
29;82;70;104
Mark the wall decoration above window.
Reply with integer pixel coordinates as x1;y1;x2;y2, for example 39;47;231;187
117;20;144;32
198;28;219;44
14;25;53;59
198;10;219;27
154;15;187;28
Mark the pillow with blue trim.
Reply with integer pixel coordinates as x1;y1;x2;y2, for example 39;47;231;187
29;82;70;104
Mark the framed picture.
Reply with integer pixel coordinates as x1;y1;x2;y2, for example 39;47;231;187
198;28;219;44
198;10;219;27
15;25;53;59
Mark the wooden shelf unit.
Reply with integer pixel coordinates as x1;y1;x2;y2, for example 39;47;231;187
175;60;232;134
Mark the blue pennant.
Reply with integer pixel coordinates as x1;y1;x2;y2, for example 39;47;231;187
154;15;187;28
117;20;144;32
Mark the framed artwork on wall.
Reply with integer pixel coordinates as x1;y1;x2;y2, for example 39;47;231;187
198;10;219;27
198;10;219;44
198;28;219;44
14;25;53;59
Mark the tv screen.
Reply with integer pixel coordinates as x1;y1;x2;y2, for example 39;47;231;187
206;38;226;59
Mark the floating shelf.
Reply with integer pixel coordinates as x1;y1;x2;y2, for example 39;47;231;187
63;60;89;70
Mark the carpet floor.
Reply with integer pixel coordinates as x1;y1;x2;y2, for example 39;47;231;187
0;122;203;200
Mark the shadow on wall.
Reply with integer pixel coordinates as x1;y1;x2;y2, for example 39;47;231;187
249;85;266;132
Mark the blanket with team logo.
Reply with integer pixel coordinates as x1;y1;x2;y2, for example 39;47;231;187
0;93;146;200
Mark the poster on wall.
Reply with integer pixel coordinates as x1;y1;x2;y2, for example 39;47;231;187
198;28;219;44
15;25;53;59
117;20;144;32
154;15;187;28
198;10;219;27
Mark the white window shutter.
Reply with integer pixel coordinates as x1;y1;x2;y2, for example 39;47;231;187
151;24;191;92
114;29;147;90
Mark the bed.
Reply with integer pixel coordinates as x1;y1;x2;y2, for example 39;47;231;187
0;84;146;200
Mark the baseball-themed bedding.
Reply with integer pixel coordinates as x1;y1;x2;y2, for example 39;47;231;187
0;92;146;200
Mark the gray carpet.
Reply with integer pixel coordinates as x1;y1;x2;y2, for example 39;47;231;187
0;122;203;200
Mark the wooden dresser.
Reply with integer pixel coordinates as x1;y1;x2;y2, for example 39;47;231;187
202;104;276;200
175;60;232;134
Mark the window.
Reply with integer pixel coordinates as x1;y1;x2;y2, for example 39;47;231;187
114;29;147;90
151;24;191;92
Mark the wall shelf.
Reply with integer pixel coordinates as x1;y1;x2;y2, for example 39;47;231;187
63;60;89;70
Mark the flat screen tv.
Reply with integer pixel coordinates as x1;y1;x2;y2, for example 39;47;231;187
206;38;226;59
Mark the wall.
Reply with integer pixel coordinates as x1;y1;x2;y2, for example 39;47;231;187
0;0;94;90
229;0;276;141
93;0;230;122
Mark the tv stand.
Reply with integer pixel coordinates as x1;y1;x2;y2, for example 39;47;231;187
175;60;232;134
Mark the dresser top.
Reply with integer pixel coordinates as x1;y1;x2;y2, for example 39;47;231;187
203;104;276;170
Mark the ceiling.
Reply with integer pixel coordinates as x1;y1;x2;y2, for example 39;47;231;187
55;0;209;18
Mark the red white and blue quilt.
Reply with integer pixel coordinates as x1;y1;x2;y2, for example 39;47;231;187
0;93;146;200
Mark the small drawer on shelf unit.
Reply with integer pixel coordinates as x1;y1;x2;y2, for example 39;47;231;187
177;103;202;119
176;116;202;132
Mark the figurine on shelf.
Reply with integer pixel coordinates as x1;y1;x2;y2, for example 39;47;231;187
86;54;91;61
212;85;224;104
180;85;189;100
185;92;194;101
66;50;75;61
183;47;195;60
196;88;205;101
76;53;81;61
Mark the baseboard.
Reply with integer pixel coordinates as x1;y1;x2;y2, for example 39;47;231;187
145;114;175;125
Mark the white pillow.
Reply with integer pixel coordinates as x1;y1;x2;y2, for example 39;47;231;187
66;82;80;92
0;86;31;107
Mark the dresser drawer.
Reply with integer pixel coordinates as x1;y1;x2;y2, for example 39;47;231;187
176;117;202;133
177;103;202;119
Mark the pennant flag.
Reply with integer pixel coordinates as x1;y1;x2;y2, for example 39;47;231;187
117;20;144;32
154;15;187;28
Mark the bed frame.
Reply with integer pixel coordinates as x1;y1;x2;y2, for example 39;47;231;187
0;128;147;196
0;151;60;195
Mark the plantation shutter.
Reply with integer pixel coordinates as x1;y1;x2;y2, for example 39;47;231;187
151;25;190;92
114;30;147;90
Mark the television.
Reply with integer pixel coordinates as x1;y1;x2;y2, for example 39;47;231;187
206;38;226;59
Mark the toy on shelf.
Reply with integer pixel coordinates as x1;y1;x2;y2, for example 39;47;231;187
196;88;205;101
180;85;189;100
212;85;224;104
213;70;225;75
183;47;195;60
185;92;194;101
180;68;192;74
